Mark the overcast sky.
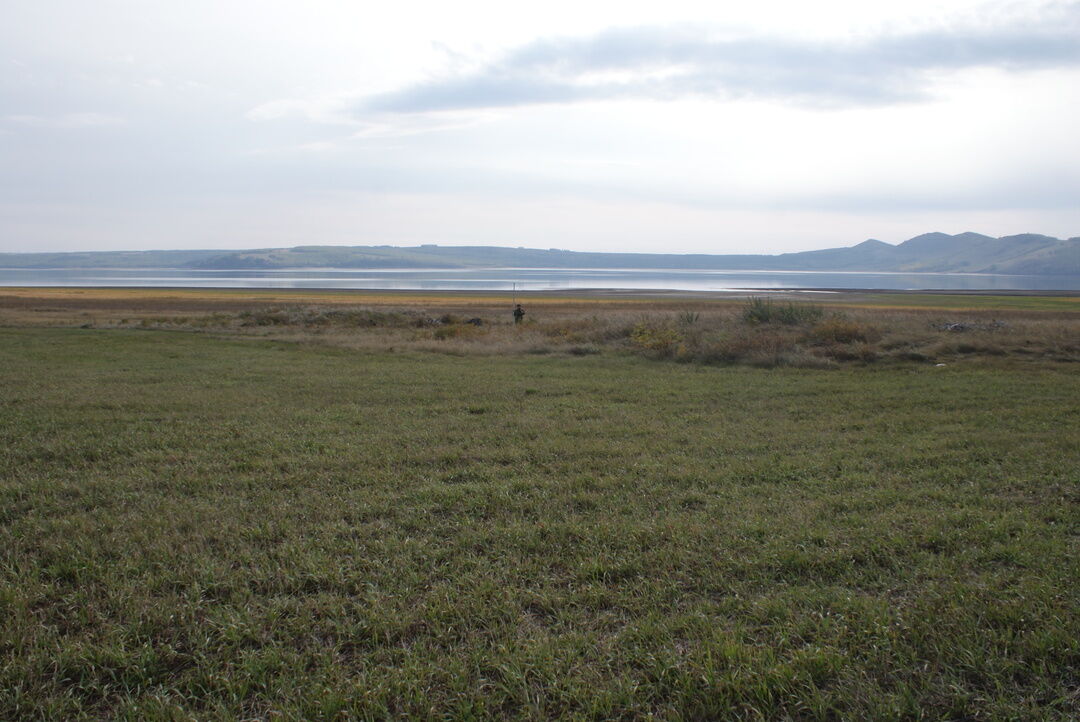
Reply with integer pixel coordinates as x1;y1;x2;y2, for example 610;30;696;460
2;0;1079;254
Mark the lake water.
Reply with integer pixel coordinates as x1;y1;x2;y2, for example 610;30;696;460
1;267;1078;292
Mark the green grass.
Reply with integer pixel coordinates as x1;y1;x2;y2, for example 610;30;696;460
1;328;1078;719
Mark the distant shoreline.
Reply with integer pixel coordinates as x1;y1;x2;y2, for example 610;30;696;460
2;285;1078;298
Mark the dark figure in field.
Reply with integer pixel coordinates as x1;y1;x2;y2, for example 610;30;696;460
513;305;525;324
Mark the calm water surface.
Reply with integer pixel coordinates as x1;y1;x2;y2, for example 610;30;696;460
1;267;1078;291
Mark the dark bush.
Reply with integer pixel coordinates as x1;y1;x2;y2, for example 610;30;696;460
742;297;824;326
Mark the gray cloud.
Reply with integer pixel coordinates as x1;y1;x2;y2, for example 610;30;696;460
358;15;1080;114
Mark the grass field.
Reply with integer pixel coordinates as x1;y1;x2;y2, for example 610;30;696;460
1;290;1078;719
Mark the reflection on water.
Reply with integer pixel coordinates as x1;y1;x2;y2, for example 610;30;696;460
1;267;1078;291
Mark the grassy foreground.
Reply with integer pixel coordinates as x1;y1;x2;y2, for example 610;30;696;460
1;326;1078;719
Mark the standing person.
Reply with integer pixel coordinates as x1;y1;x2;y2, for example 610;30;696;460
513;304;525;324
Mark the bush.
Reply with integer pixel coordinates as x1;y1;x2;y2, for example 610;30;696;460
432;324;483;341
687;329;800;367
239;308;293;326
742;297;824;326
238;307;412;328
539;318;597;343
630;323;682;357
820;343;879;363
807;318;881;345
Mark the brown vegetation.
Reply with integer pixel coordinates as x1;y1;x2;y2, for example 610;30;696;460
1;288;1077;367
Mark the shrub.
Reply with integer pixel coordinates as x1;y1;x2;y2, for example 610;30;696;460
819;342;879;363
689;329;800;366
807;318;881;345
237;307;413;328
539;318;596;343
931;340;1007;356
432;324;483;341
742;297;824;326
239;308;293;326
630;323;682;357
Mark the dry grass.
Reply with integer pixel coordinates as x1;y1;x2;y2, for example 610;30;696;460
2;288;1078;367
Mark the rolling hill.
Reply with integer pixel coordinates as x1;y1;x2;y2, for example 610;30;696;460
3;233;1077;275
